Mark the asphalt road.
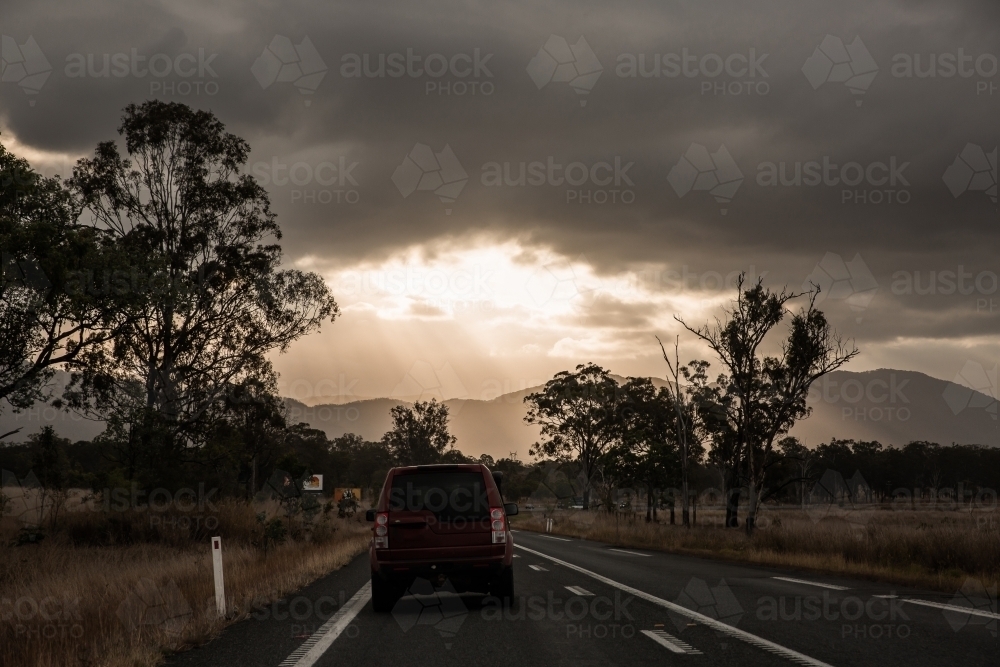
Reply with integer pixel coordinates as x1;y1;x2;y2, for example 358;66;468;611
167;530;998;667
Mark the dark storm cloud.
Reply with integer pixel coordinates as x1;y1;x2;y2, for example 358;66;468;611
0;0;996;347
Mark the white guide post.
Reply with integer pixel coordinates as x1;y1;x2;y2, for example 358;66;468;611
212;536;226;617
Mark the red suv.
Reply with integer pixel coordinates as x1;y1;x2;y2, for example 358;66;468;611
366;464;518;612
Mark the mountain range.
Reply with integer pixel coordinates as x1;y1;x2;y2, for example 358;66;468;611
282;368;998;460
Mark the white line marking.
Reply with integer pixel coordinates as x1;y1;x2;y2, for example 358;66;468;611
772;576;849;591
516;544;835;667
902;598;1000;620
564;585;595;596
539;534;570;541
609;548;652;557
642;629;703;655
873;594;898;599
529;564;549;572
278;581;371;667
513;554;520;558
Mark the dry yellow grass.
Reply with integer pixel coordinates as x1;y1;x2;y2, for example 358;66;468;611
0;497;370;667
512;505;1000;593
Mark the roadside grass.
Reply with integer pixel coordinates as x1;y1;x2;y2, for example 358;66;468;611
511;505;1000;593
0;492;370;667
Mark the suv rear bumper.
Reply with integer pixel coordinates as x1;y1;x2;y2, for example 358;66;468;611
370;544;511;590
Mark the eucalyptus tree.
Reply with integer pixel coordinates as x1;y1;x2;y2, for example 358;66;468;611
679;275;858;532
524;363;624;509
382;399;457;465
610;376;680;521
66;101;338;478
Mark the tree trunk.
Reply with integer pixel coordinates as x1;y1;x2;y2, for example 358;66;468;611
681;479;690;528
669;495;675;524
691;493;697;526
250;454;258;500
745;486;759;535
725;486;741;528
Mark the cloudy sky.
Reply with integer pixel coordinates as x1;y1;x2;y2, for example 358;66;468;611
1;0;997;405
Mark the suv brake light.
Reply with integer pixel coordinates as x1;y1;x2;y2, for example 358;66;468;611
374;512;389;549
490;507;506;544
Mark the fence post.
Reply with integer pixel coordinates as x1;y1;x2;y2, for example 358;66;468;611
212;536;226;618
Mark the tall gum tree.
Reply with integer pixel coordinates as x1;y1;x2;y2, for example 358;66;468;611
66;101;338;478
679;276;858;533
524;363;623;509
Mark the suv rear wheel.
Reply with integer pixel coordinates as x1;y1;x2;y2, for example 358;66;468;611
371;572;400;612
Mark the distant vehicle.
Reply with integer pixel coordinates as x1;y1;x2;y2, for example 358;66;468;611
366;464;518;612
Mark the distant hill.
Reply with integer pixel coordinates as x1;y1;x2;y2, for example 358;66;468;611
286;369;998;460
3;369;996;459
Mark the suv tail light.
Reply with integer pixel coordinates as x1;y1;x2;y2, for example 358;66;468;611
490;507;506;544
374;512;389;549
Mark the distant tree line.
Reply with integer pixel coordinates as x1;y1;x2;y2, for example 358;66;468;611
518;278;999;531
0;398;526;503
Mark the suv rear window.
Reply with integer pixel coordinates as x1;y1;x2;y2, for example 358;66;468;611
389;471;490;519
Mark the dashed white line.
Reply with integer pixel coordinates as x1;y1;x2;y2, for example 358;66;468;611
564;585;595;596
278;581;371;667
539;534;571;541
608;548;652;557
642;629;703;655
528;564;549;572
902;598;1000;619
517;544;835;667
772;576;849;591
